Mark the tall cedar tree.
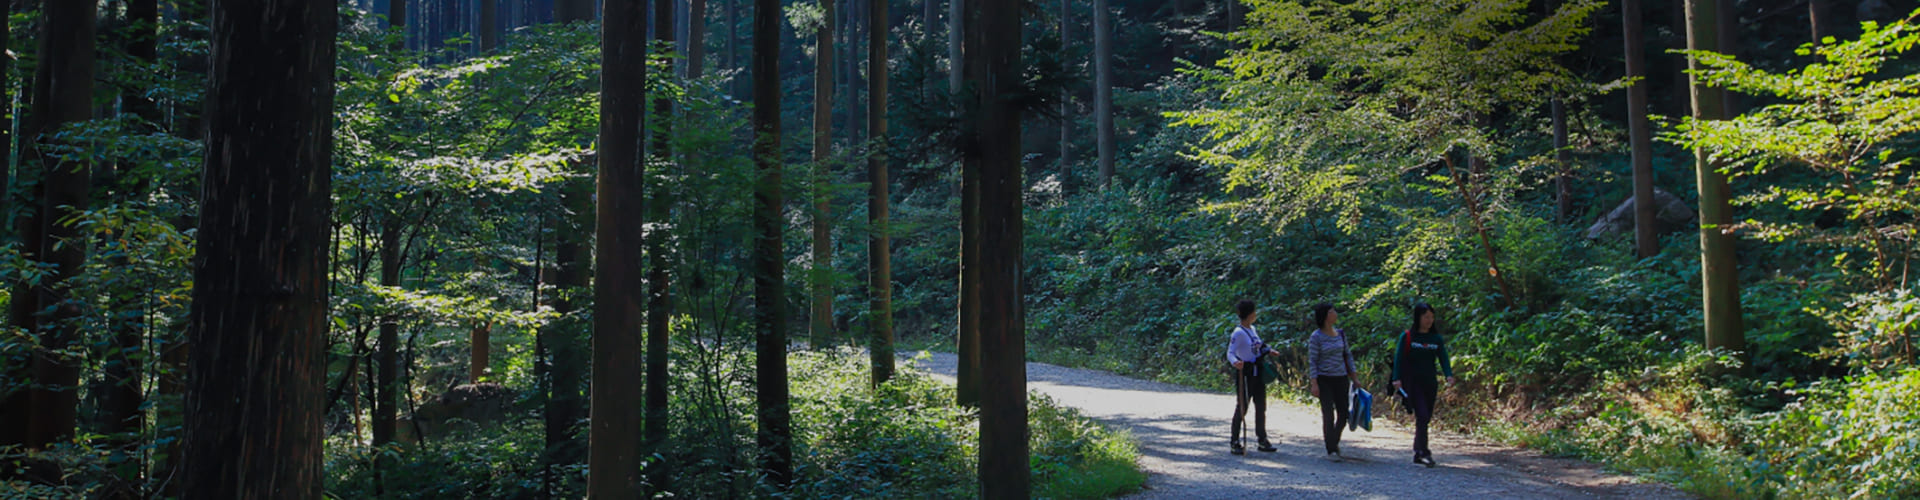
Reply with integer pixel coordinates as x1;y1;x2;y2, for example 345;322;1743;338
0;0;18;457
590;0;647;496
480;0;499;51
1092;0;1114;188
689;0;709;77
1058;0;1070;188
812;0;837;349
546;0;596;470
373;219;400;448
1686;0;1745;357
647;0;677;474
1624;0;1658;258
182;0;335;496
868;0;895;385
953;0;981;409
965;0;1029;496
26;0;98;452
752;0;795;488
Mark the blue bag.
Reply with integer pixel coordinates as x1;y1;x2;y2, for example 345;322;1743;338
1349;387;1373;432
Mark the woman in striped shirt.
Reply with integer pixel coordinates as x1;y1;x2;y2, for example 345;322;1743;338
1305;302;1359;461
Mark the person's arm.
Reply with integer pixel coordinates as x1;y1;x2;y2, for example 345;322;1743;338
1304;333;1320;382
1438;333;1454;379
1227;328;1249;367
1390;332;1406;384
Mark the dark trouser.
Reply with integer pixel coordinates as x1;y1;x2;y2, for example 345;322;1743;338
1231;363;1268;447
1407;378;1438;457
1315;376;1350;454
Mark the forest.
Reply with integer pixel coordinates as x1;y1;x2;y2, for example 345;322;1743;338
0;0;1916;498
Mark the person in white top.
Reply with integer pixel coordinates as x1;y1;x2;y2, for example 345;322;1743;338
1226;299;1280;455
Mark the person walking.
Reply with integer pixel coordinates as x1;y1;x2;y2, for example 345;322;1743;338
1226;299;1280;455
1391;303;1455;467
1305;302;1358;461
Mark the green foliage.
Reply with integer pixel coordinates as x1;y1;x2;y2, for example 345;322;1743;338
1812;290;1920;372
1675;9;1920;291
1748;368;1920;499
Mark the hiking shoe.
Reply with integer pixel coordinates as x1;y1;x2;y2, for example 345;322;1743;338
1326;451;1344;462
1257;444;1277;453
1231;445;1246;455
1418;455;1436;468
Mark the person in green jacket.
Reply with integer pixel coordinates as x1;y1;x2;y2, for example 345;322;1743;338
1390;303;1455;467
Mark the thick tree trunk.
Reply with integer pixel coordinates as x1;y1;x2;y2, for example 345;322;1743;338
391;0;408;48
1809;0;1828;44
965;0;1029;496
1092;0;1114;189
1685;0;1745;358
590;0;647;496
25;0;98;453
1624;0;1658;259
480;0;498;51
956;128;982;408
727;0;741;97
812;0;837;350
752;0;793;488
0;0;32;452
183;0;335;496
689;0;708;77
868;0;894;386
947;0;961;92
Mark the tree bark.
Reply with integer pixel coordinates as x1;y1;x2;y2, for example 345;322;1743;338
1057;0;1070;192
752;0;793;488
1809;0;1829;44
372;218;402;449
948;0;961;92
727;0;741;97
1624;0;1658;259
25;0;98;453
812;0;837;350
470;323;491;382
1551;98;1572;222
1685;0;1745;358
965;0;1029;496
590;0;647;496
1092;0;1115;189
953;0;981;409
557;0;592;22
689;0;709;77
646;0;677;482
480;0;498;51
183;0;335;495
867;0;895;386
391;0;409;48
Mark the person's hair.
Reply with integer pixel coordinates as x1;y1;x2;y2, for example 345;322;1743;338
1311;303;1336;331
1236;299;1257;321
1410;302;1436;333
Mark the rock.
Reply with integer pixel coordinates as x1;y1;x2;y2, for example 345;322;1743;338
1585;189;1696;239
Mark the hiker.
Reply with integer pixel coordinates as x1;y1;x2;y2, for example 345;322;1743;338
1226;299;1280;455
1305;302;1358;461
1391;303;1455;467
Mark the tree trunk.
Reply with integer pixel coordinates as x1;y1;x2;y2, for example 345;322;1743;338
689;0;708;77
545;177;591;467
0;0;33;455
965;0;1029;496
1624;0;1658;259
727;0;741;97
480;0;498;51
1092;0;1115;189
1057;0;1070;192
812;0;837;350
100;1;161;493
868;0;895;386
752;0;793;488
956;125;982;408
590;0;647;496
557;0;592;22
183;0;335;495
1685;0;1745;358
1809;0;1828;44
847;0;866;149
470;323;491;382
25;0;98;453
391;0;408;48
645;0;676;484
372;218;402;449
1551;98;1572;222
947;0;961;92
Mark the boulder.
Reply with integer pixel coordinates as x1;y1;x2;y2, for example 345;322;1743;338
1585;188;1696;239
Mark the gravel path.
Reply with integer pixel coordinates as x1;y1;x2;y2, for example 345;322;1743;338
903;351;1688;500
